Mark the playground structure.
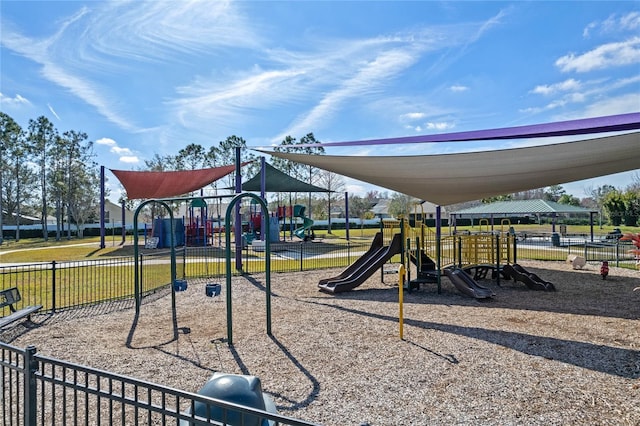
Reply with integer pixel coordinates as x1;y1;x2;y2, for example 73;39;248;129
131;192;275;347
246;203;315;246
144;198;318;250
318;215;556;299
185;197;225;246
502;263;556;291
318;232;402;293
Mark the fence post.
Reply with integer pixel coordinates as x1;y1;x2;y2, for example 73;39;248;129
24;345;38;425
183;247;187;279
51;261;57;313
615;242;620;267
139;254;144;299
300;243;303;272
495;234;500;287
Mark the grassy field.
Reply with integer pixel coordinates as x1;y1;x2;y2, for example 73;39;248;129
0;224;637;263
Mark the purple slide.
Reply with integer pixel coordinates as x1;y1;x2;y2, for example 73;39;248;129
319;233;402;294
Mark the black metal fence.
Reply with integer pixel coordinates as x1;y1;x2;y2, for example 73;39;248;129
513;236;637;267
1;236;637;425
0;342;318;426
1;238;637;316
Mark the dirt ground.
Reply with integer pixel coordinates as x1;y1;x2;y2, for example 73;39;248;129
4;260;640;425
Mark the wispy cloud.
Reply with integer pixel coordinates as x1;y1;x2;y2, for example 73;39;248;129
0;92;31;106
522;75;640;114
555;37;640;73
583;11;640;37
281;48;421;140
47;104;60;120
1;1;258;134
530;79;582;96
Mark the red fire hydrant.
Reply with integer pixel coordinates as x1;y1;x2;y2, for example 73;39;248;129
600;261;609;280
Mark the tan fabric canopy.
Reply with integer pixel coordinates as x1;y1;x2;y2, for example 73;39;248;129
260;132;640;206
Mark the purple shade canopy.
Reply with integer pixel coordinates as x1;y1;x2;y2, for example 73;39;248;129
263;112;640;148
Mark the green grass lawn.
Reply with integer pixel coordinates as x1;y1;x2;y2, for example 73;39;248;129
1;224;636;263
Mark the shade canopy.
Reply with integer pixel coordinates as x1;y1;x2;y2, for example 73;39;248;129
238;163;330;193
261;132;640;206
286;112;640;148
111;165;238;199
451;200;596;216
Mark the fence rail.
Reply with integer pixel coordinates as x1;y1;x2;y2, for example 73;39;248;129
1;238;637;315
1;342;318;426
1;235;637;425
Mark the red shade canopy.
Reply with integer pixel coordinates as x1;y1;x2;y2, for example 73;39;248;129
111;165;239;199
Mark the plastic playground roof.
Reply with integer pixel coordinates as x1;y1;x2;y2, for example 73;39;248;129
237;163;331;193
259;113;640;206
111;165;239;199
450;200;596;217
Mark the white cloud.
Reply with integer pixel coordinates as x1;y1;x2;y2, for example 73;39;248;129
119;156;139;164
449;84;468;92
96;137;117;146
426;121;454;131
0;92;31;106
556;37;640;72
47;104;60;120
583;12;640;37
620;11;640;31
524;74;640;114
531;79;581;96
96;137;137;161
579;93;640;118
1;1;257;134
282;47;423;140
112;146;133;155
400;112;427;121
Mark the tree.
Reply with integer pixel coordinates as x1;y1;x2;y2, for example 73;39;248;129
316;169;344;233
175;143;207;198
0;113;23;243
68;165;100;238
176;143;207;170
212;136;258;192
544;185;565;202
60;130;96;238
27;116;57;241
512;188;546;200
348;194;374;236
271;133;326;216
602;190;625;226
388;192;420;218
481;194;512;203
622;190;640;226
557;194;580;206
585;184;617;228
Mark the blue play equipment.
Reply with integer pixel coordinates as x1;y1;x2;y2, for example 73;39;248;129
292;204;314;240
182;373;278;426
152;218;185;248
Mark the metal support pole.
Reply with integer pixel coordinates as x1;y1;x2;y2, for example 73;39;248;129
100;166;106;249
24;345;38;426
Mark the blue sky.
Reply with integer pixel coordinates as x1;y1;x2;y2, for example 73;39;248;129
1;1;639;202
